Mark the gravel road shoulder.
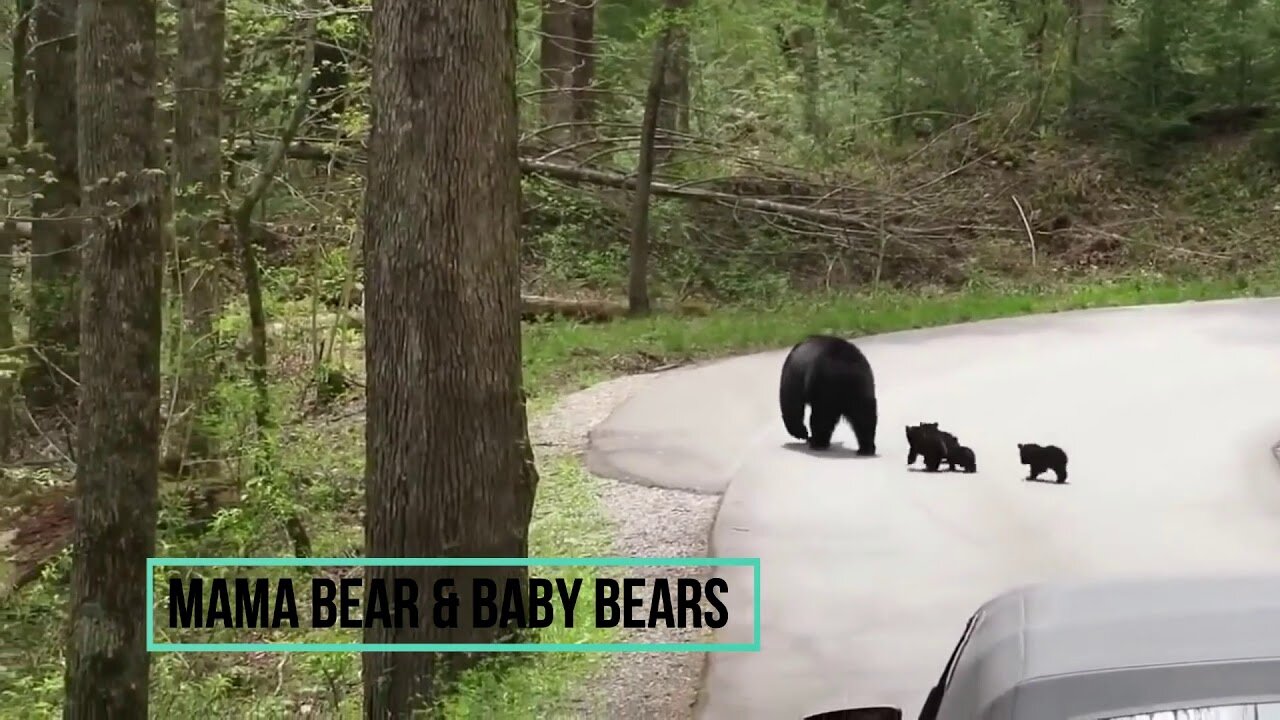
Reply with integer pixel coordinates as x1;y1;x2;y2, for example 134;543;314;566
530;372;720;719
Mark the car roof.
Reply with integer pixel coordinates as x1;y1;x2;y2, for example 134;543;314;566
936;573;1280;720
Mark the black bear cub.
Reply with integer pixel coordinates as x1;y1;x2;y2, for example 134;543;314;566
948;444;977;474
779;335;878;454
905;422;957;472
1018;443;1068;483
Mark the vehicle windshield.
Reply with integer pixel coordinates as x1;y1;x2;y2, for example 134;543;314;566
1105;701;1280;720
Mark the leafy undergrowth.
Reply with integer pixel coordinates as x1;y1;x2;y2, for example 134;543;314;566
1;270;1277;718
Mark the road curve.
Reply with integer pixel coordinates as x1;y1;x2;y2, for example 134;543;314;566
585;297;1280;720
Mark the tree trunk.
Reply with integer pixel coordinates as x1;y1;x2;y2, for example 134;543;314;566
569;0;597;142
170;0;226;469
1067;0;1108;114
0;222;16;460
25;0;80;411
628;9;675;317
655;0;692;166
539;0;577;146
64;0;163;714
778;20;825;140
10;0;31;149
362;1;538;716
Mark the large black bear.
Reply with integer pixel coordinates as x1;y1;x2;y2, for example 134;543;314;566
779;335;877;454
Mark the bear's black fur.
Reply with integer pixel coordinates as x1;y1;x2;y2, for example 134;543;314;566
1018;443;1068;483
948;445;977;473
905;422;956;472
779;335;877;454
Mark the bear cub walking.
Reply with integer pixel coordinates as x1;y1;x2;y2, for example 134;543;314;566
905;422;975;473
1018;443;1068;483
948;444;977;474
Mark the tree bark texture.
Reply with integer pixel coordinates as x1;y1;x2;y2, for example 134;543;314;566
362;1;538;717
171;0;226;465
569;0;597;141
26;0;81;410
655;0;692;165
539;0;586;146
11;0;31;149
63;0;163;715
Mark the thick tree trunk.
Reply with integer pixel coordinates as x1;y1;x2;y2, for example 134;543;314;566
26;0;81;410
63;0;163;715
170;0;226;468
362;1;537;716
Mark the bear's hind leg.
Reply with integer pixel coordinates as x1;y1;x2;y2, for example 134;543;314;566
807;404;840;450
846;403;877;456
1053;464;1068;484
923;451;943;472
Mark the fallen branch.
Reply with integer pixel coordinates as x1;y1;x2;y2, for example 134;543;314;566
1011;195;1036;267
251;142;883;232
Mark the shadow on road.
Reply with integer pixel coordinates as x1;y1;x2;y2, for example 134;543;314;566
781;442;879;459
906;466;969;474
1023;476;1069;486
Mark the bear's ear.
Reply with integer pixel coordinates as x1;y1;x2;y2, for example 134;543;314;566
1017;443;1025;449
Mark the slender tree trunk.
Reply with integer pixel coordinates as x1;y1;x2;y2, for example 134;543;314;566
655;0;692;166
569;0;597;142
170;0;226;469
539;0;577;146
63;0;163;715
0;222;15;460
26;0;80;411
780;22;825;140
362;1;538;716
1067;0;1108;115
11;0;31;149
628;10;675;317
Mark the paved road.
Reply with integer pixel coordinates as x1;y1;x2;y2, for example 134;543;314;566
586;297;1280;719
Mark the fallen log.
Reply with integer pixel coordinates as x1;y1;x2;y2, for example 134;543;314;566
0;477;238;599
253;295;708;341
0;485;72;599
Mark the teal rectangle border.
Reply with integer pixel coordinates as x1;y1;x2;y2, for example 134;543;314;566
147;556;761;653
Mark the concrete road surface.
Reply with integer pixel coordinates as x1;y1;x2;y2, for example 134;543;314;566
585;297;1280;720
